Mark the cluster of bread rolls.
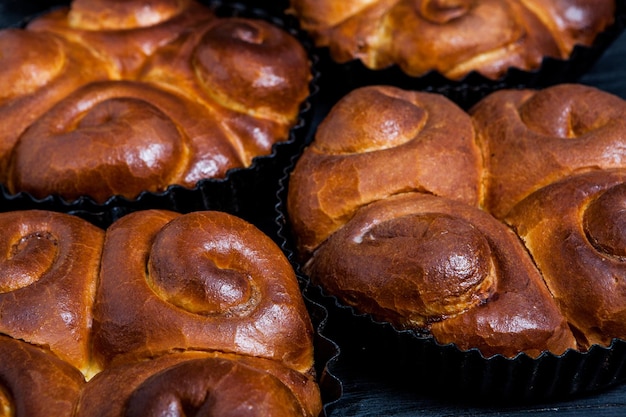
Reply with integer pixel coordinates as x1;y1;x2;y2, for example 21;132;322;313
287;83;626;358
0;0;311;203
287;0;616;80
0;209;321;416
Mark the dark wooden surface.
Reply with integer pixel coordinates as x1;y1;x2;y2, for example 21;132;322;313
324;29;626;417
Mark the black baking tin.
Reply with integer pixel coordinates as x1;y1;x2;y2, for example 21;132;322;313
274;136;626;407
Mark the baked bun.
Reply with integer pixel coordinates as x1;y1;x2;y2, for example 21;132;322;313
8;80;244;203
471;83;626;219
0;210;104;375
76;351;321;417
139;15;312;165
0;0;312;204
0;209;323;415
304;192;576;358
92;210;315;374
27;0;215;78
288;85;481;258
286;83;626;358
505;169;626;350
0;336;85;417
287;0;616;80
0;29;113;182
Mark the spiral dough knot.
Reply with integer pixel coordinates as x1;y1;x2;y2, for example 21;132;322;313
0;210;104;374
0;231;58;293
7;80;247;203
124;357;303;417
357;213;496;321
470;84;626;219
305;194;499;327
192;18;311;121
287;85;481;258
313;86;428;154
584;183;626;260
504;169;626;348
416;0;473;24
92;210;314;373
148;213;261;316
518;85;625;139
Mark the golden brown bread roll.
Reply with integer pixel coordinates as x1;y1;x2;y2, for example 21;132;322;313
139;14;312;165
0;29;113;183
287;83;626;357
288;85;481;258
523;0;617;53
0;209;324;413
8;80;245;203
0;0;312;203
76;351;322;417
27;0;215;78
0;336;85;417
471;83;626;219
0;210;104;377
287;0;615;80
304;192;576;358
92;210;315;374
505;169;626;350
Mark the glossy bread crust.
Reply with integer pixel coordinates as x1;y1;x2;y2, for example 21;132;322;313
288;83;626;357
76;351;321;417
92;210;315;374
288;85;481;258
27;0;216;78
0;29;114;182
0;209;321;416
0;336;85;417
0;0;311;203
0;210;104;374
506;169;626;349
288;0;616;79
8;80;244;202
305;192;576;358
139;15;312;165
471;83;626;219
